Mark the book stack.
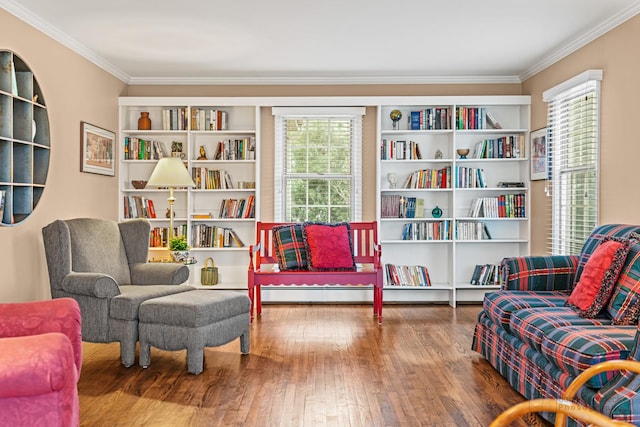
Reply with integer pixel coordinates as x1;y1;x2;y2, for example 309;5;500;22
213;137;256;160
409;107;451;130
380;140;422;160
189;108;227;131
191;225;245;248
455;107;503;130
456;221;491;240
470;264;501;286
455;166;487;188
401;220;451;240
123;195;156;219
161;108;189;130
381;195;426;218
384;264;432;287
470;135;525;159
468;193;526;218
191;168;234;189
403;167;451;189
150;226;187;248
218;195;255;219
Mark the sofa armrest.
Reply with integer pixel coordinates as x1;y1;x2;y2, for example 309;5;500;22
62;272;120;298
500;255;579;292
129;262;189;285
0;333;77;398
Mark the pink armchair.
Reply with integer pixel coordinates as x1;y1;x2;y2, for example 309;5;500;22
0;298;82;427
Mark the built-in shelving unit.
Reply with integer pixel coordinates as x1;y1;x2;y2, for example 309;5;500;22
377;96;531;306
119;98;260;289
0;51;50;225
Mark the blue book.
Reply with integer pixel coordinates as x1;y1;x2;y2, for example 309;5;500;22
410;111;421;130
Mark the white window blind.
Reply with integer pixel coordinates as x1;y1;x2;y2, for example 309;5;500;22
273;107;364;222
543;70;602;255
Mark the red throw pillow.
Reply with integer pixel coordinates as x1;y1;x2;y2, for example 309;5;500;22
302;222;356;271
567;237;630;317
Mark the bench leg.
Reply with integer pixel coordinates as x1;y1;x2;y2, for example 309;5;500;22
256;285;262;316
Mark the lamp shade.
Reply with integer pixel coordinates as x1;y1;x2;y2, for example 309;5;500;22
146;157;195;188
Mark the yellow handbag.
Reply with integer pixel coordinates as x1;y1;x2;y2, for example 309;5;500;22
200;257;218;286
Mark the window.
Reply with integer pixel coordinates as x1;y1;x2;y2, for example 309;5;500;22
273;107;364;222
543;70;602;255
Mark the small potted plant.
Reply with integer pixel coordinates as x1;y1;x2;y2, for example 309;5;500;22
169;235;191;263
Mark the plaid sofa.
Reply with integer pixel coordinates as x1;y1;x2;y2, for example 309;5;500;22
472;224;640;425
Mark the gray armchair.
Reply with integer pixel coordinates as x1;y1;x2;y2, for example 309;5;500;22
42;218;193;367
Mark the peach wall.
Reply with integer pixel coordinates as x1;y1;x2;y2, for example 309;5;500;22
522;14;640;255
0;10;126;302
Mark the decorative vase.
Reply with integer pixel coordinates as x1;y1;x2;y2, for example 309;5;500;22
432;206;443;218
138;112;151;130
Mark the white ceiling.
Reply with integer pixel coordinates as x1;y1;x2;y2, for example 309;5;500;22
2;0;640;85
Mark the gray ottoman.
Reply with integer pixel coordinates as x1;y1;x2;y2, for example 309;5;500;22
138;290;250;375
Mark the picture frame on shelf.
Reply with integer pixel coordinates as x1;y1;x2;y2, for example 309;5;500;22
81;122;115;176
530;127;548;181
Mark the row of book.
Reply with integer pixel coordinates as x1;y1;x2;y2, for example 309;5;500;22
191;225;245;248
381;195;425;218
149;226;187;248
456;221;492;240
470;136;525;159
212;138;256;160
403;166;451;189
124;195;157;219
409;108;452;130
161;108;189;131
124;137;167;160
401;220;452;241
470;264;501;286
468;194;526;218
455;107;502;130
190;108;228;131
385;264;432;287
217;196;255;219
456;166;487;188
380;139;422;160
192;168;234;190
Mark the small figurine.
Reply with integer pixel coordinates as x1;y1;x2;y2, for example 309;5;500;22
435;149;443;159
387;172;398;189
197;145;207;160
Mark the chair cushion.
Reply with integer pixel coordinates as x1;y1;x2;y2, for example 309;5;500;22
567;236;630;317
509;306;611;352
541;325;637;388
302;222;356;271
109;284;193;320
273;224;308;271
482;290;569;333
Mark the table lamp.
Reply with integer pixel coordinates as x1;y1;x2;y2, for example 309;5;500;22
146;157;195;247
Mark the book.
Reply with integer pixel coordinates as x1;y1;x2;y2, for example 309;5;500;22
485;111;502;129
410;111;421;130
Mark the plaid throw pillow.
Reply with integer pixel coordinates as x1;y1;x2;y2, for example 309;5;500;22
273;224;308;270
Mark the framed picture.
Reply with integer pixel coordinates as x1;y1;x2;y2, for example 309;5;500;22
81;122;115;176
530;127;548;181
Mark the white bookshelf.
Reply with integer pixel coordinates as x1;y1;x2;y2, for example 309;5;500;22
377;96;531;306
118;98;260;289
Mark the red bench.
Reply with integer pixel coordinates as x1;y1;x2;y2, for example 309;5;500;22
248;221;383;323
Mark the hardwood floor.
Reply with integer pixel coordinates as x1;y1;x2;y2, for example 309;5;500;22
78;304;547;426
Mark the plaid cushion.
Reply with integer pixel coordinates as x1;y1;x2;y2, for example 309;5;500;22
273;224;308;270
482;290;569;333
574;224;640;288
510;306;611;352
608;239;640;325
500;255;578;291
541;325;637;388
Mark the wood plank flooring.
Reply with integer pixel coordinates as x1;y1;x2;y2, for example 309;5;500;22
78;304;547;426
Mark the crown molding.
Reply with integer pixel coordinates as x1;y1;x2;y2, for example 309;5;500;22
520;1;640;81
127;75;522;86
